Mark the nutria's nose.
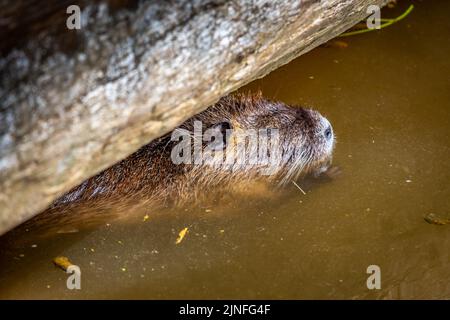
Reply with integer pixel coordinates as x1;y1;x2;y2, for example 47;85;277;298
324;125;333;141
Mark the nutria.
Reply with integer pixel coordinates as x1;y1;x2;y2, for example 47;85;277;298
20;92;336;234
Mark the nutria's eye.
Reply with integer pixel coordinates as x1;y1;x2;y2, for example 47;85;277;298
206;121;232;150
324;126;333;140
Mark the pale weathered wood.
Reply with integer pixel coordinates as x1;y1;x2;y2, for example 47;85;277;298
0;0;388;235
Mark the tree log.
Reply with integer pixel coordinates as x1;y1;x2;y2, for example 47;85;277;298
0;0;388;235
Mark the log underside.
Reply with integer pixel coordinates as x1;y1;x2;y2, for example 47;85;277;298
0;0;388;235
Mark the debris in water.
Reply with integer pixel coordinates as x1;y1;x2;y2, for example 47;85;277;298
424;213;450;226
53;256;73;271
176;227;189;244
143;214;149;222
322;40;348;49
387;0;398;9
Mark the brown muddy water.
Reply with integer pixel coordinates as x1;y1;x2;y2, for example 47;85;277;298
1;0;449;299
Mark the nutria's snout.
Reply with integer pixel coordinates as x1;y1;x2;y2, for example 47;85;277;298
271;107;335;185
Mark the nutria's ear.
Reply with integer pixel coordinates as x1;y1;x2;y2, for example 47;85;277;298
207;121;232;150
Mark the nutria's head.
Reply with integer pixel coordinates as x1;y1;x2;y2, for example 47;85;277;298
173;93;335;186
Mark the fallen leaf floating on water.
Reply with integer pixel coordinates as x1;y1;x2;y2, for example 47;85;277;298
53;256;73;271
424;213;450;226
176;227;189;244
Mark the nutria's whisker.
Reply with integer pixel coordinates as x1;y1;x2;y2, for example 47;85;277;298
292;181;306;195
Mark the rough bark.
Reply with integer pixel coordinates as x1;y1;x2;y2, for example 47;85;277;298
0;0;388;235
